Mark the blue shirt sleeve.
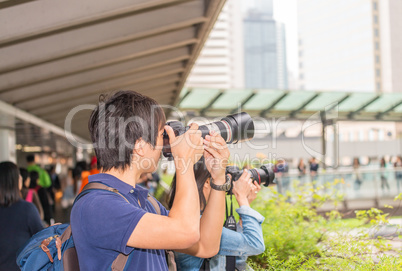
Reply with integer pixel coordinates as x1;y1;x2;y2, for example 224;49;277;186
217;206;265;257
78;192;147;254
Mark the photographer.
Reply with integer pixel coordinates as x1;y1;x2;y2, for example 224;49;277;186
169;159;265;270
71;90;225;270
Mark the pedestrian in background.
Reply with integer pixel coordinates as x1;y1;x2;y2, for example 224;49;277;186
0;161;43;271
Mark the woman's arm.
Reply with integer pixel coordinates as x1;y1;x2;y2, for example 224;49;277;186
218;206;265;257
218;179;265;257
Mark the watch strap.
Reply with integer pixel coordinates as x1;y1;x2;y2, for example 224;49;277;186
210;176;231;191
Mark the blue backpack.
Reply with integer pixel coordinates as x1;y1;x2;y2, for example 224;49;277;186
16;182;162;271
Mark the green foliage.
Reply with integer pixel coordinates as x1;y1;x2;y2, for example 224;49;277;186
248;182;402;270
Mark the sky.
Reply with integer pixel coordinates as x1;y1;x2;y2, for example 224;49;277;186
272;0;299;78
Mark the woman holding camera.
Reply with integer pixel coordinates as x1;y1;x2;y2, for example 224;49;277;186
168;132;265;270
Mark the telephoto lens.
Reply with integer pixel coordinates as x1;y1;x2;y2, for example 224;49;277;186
226;164;275;187
163;112;255;158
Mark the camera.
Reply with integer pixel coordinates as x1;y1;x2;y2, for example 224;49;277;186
226;164;275;187
163;112;255;158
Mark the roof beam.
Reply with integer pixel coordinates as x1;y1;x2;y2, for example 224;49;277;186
177;88;193;106
200;91;224;116
0;3;205;72
31;77;181;117
290;93;319;118
376;99;402;119
0;45;189;95
348;95;381;119
0;37;195;96
325;93;351;112
230;92;256;114
40;85;179;121
0;0;38;9
47;91;176;125
26;78;180;116
27;68;184;114
12;55;189;105
0;0;194;46
260;92;288;117
0;99;89;144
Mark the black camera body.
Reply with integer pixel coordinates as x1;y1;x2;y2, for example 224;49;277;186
162;112;255;158
226;164;275;187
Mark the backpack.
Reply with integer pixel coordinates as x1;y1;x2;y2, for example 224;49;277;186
17;182;174;271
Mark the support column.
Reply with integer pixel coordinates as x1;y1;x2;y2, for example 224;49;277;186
333;121;339;169
320;112;327;170
0;113;16;163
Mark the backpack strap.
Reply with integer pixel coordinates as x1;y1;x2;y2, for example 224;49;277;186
147;194;161;215
69;182;130;271
78;182;129;204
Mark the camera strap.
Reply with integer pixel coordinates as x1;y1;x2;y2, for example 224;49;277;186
224;195;237;271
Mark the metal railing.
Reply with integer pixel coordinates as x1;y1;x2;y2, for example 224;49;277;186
273;167;402;209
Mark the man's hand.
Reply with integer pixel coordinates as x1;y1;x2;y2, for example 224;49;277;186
203;131;230;184
232;170;252;207
164;123;204;171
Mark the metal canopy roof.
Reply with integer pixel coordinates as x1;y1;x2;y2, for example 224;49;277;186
0;0;226;140
178;88;402;121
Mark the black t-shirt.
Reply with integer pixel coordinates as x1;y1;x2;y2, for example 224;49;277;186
0;200;43;271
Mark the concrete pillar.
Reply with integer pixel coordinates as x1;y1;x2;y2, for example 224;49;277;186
0;113;16;163
333;121;339;169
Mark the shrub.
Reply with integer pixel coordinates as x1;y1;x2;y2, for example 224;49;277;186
249;181;402;270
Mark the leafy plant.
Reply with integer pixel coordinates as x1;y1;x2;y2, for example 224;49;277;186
248;183;402;270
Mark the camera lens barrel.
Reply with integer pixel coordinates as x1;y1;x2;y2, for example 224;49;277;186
225;164;275;187
198;112;255;144
163;112;255;158
250;164;275;187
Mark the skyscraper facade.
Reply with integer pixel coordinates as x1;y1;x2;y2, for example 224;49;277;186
185;0;244;89
243;1;288;89
298;0;402;93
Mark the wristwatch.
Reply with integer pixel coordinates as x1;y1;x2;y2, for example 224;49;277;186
210;176;231;191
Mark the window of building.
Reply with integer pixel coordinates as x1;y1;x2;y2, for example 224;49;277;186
374;15;378;24
376;55;380;63
375;42;380;50
373;2;378;10
376;69;381;77
374;28;379;37
299;73;304;80
349;131;354;142
369;130;374;141
377;82;381;91
379;130;384;141
359;131;364;141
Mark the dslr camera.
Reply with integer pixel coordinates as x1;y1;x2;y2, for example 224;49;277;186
226;164;275;189
162;112;255;158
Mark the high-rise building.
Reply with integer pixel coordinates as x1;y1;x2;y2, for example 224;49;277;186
298;0;402;93
243;1;288;89
185;0;244;89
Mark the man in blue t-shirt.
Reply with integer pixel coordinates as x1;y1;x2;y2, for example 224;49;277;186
70;90;229;270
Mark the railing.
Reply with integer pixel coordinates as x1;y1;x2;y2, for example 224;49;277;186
273;167;402;210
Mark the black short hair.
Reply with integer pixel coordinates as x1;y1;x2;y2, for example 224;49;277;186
0;161;21;207
29;171;39;189
20;168;29;188
89;90;166;172
26;154;35;163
